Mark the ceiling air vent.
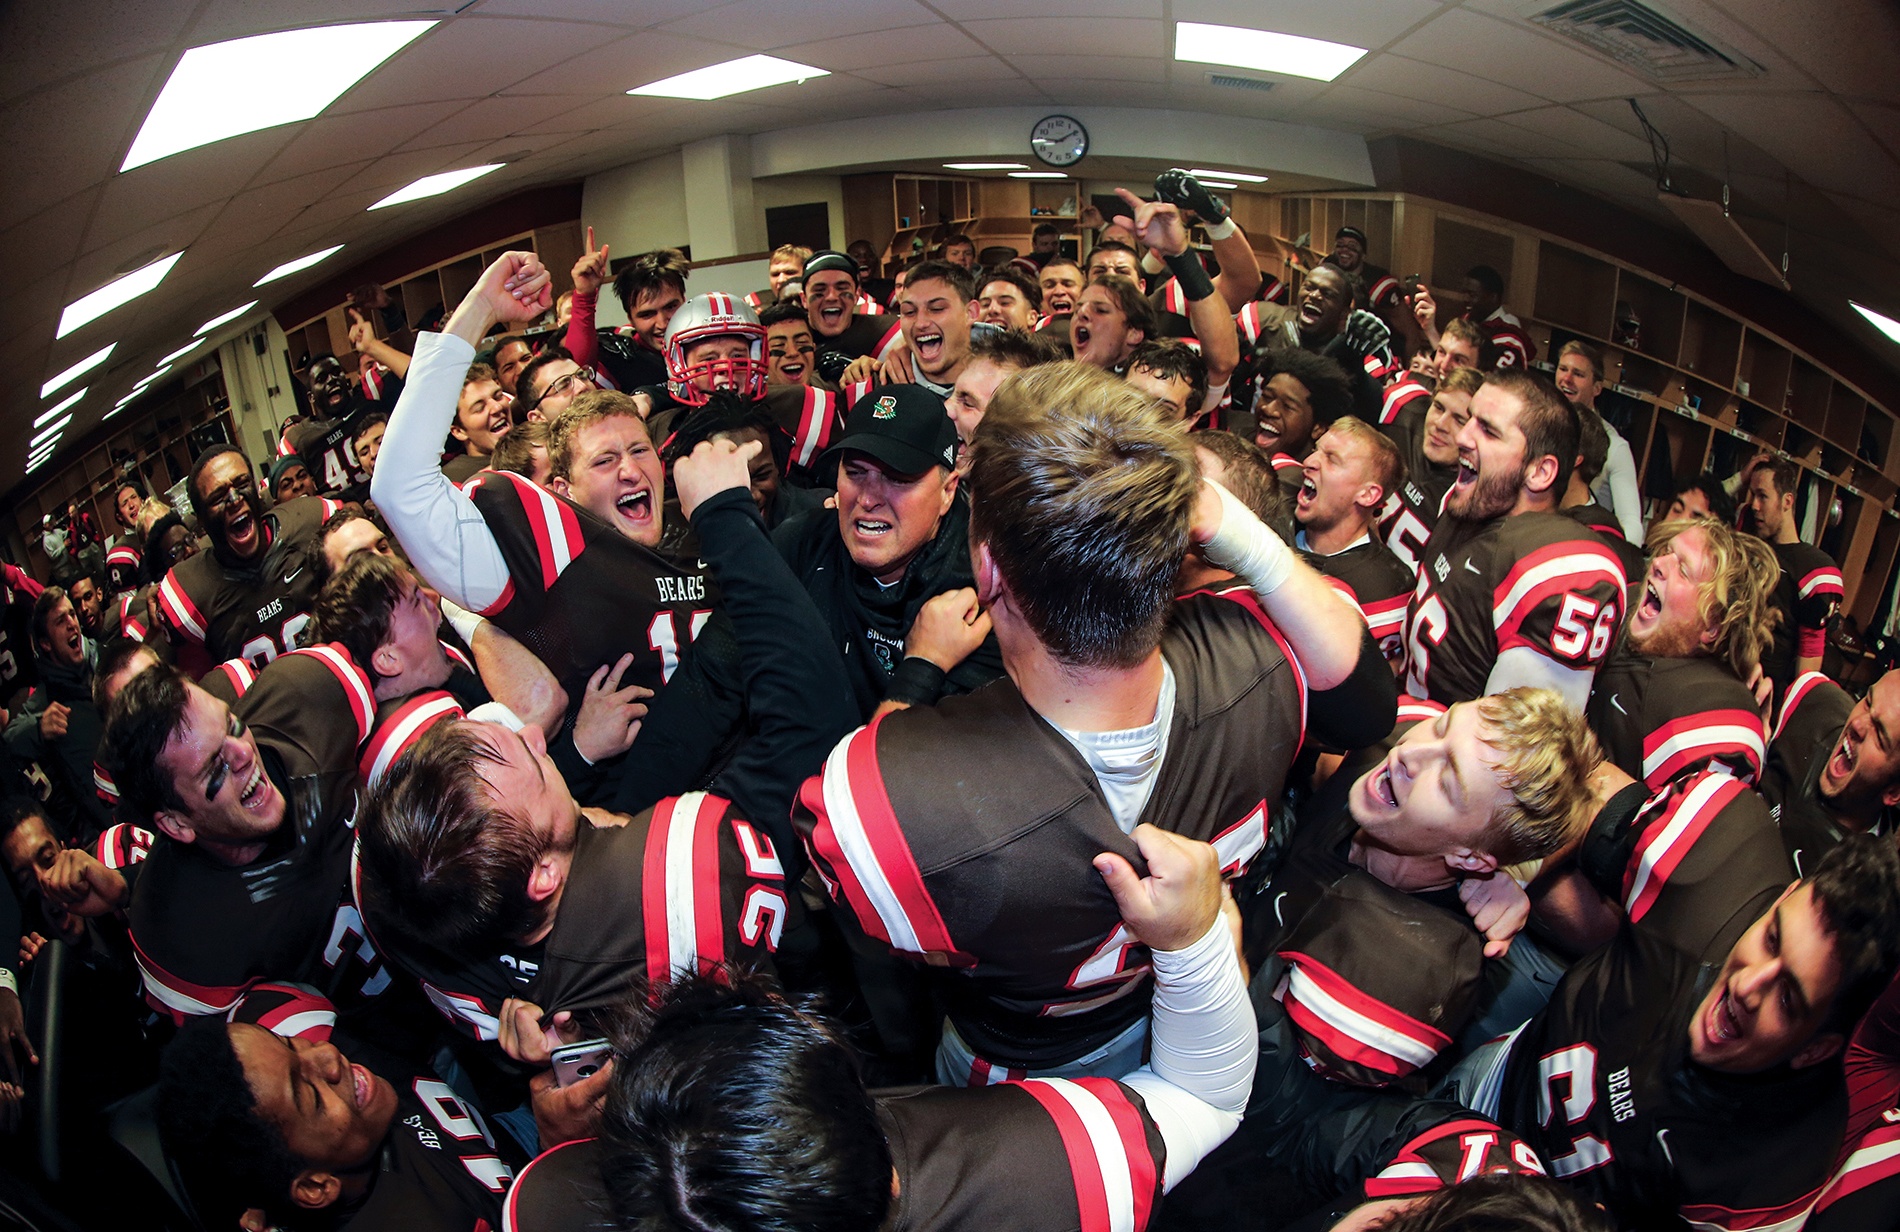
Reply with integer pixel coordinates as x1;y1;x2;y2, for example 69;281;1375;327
1206;73;1277;93
1530;0;1763;82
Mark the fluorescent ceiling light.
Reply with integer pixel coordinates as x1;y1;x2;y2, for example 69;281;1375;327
40;345;114;399
945;162;1027;171
122;22;436;171
1009;171;1069;179
1852;301;1900;345
194;302;259;336
1174;21;1367;82
57;251;182;338
135;365;173;390
31;417;71;448
368;164;503;210
628;54;828;100
1199;180;1239;190
36;388;86;428
256;244;345;286
114;390;142;409
157;339;206;368
1185;168;1269;183
27;456;54;474
29;444;56;463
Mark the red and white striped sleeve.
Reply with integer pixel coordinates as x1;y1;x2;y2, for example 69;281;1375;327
1795;563;1845;659
1641;708;1766;788
230;981;338;1041
155;567;208;646
871;319;905;363
1808;1122;1900;1231
1275;953;1453;1083
284;644;377;747
1772;671;1837;746
1017;1076;1164;1232
93;821;153;869
1379;378;1431;427
795;724;971;966
789;387;841;471
1621;770;1747;924
361;691;464;788
132;934;248;1022
642;794;782;988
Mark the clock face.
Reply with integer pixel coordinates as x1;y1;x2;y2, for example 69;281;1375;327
1031;114;1088;167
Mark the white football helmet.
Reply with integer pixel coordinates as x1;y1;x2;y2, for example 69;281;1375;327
663;294;768;406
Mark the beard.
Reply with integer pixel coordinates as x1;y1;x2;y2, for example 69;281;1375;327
1448;459;1521;522
1627;617;1706;660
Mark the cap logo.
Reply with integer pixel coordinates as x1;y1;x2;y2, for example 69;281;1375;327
872;395;898;420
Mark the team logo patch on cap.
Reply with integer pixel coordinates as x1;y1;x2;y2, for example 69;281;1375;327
873;395;898;420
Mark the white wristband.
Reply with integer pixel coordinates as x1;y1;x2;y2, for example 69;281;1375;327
1203;218;1238;242
1200;481;1296;596
439;597;484;645
0;967;17;995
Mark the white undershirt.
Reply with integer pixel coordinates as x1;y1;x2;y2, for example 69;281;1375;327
1049;660;1177;833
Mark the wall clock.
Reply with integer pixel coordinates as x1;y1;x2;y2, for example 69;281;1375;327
1030;114;1089;167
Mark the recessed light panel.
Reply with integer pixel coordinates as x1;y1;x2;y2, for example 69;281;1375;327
256;244;346;286
194;302;260;337
368;164;504;210
1174;22;1367;83
36;388;86;428
1852;301;1900;345
31;416;71;449
122;22;436;171
628;55;828;101
1009;171;1069;179
56;252;182;339
41;344;115;399
945;163;1028;171
157;340;206;368
134;365;173;390
1185;168;1270;183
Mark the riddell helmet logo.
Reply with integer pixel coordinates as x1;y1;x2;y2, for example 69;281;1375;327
872;395;898;420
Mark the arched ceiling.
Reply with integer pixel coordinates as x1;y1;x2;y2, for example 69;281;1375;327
4;0;1896;497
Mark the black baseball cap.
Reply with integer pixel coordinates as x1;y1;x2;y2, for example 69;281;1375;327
804;250;860;282
1335;225;1369;247
822;386;958;476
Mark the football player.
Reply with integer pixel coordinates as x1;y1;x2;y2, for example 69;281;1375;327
945;329;1063;457
840;260;980;397
1763;668;1900;875
795;362;1391;1084
1294;416;1413;673
102;641;389;1024
1744;456;1844;700
1376;367;1480;573
1586;518;1778;790
1255;348;1354;500
1125;339;1207;425
155;444;341;672
1240;264;1399;423
1402;372;1626;709
289;354;379;496
157;989;524;1232
1553;341;1642;541
373;252;719;705
974;267;1041;331
563;246;685;393
356;437;856;1047
803;249;903;363
1109;184;1240;400
745;242;810;312
506;823;1259;1232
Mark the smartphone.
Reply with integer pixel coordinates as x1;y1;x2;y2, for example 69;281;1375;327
550;1038;613;1087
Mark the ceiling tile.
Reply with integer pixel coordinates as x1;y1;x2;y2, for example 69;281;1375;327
1705;0;1900;101
260;100;472;180
0;52;169;232
961;17;1163;58
658;0;938;46
468;0;710;26
772;25;990;71
1416;117;1554;160
930;0;1159;17
334;16;623;111
183;0;460;44
855;54;1024;87
0;193;93;288
1499;106;1655;162
1386;9;1650;103
326;142;498;200
1004;55;1170;84
1686;93;1900;201
206;164;377;257
0;0;195;106
1343;53;1545;116
390;96;595;150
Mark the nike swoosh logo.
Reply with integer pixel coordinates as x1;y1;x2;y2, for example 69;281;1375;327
283;567;304;584
695;559;710;569
1611;695;1627;715
1463;560;1482;574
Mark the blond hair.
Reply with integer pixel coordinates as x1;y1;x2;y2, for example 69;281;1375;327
1438;366;1486;398
546;390;649;481
1643;517;1781;678
771;244;813;267
1324;414;1405;503
1473;688;1604;864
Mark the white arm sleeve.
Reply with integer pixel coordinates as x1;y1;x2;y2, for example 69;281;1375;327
1119;919;1256;1191
1485;644;1595;711
1199;480;1295;596
1590;431;1644;543
371;331;511;612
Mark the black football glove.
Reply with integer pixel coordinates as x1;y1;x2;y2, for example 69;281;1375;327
1155;169;1231;226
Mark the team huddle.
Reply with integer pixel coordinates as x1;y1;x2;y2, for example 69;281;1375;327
6;170;1897;1232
